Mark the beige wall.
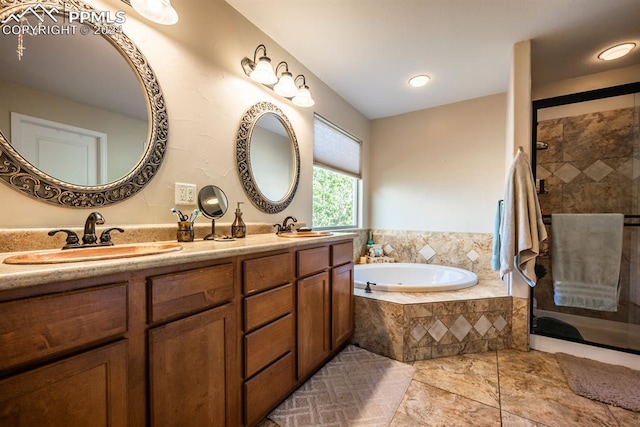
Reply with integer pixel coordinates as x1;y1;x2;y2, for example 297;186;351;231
369;93;507;233
0;0;370;229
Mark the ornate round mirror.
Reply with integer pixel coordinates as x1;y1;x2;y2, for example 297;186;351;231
0;0;168;207
198;185;228;240
236;102;300;214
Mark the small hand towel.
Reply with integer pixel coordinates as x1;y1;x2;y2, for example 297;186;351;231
499;150;547;286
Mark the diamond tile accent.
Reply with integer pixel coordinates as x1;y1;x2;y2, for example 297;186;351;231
410;322;427;343
419;244;436;261
428;319;448;342
583;160;613;182
383;244;395;255
554;163;581;183
493;315;508;332
474;315;492;337
466;249;480;262
450;315;472;341
617;158;640;180
536;165;552;180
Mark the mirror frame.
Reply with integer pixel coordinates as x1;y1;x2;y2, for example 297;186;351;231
236;102;300;214
0;0;168;208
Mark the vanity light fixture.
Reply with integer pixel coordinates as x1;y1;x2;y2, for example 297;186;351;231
241;44;315;107
273;62;298;98
409;74;431;88
292;75;315;107
129;0;179;25
598;42;636;61
247;44;278;84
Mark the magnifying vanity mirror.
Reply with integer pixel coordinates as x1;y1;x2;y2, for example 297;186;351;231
236;102;300;214
198;185;229;240
0;0;168;207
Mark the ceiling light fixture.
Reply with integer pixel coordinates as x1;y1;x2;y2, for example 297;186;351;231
598;42;636;61
241;44;315;107
129;0;179;25
409;74;430;88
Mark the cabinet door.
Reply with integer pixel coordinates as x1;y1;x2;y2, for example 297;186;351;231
149;303;236;427
297;271;330;379
0;341;128;427
332;263;354;349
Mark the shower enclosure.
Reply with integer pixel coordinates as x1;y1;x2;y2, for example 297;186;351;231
531;82;640;355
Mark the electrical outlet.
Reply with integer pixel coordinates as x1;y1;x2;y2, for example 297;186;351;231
175;183;196;205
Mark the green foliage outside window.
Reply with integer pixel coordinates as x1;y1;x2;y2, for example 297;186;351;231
312;166;356;228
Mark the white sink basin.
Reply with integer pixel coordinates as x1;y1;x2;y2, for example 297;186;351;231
3;243;183;265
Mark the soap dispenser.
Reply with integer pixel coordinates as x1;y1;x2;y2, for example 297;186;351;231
231;202;246;238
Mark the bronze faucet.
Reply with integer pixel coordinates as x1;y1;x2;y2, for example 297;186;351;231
49;212;124;250
273;216;297;234
82;212;105;245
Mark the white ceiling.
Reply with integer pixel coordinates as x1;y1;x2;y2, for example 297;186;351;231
225;0;640;119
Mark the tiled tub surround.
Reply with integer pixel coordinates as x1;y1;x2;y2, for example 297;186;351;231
352;230;529;362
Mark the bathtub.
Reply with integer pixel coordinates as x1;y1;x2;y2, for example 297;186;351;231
354;263;478;292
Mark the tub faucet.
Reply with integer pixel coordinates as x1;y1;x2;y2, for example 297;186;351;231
274;216;297;234
82;212;105;245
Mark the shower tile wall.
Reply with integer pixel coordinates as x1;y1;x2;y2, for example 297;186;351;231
536;107;640;325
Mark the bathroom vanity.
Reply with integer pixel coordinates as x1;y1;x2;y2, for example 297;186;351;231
0;234;355;427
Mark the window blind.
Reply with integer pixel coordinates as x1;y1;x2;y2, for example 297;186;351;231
313;115;361;178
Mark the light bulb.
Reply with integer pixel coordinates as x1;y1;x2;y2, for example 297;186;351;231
292;86;315;107
274;72;298;97
250;57;278;84
409;74;430;87
598;43;636;61
130;0;178;25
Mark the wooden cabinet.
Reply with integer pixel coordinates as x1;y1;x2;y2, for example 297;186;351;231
332;262;354;348
149;303;236;427
296;270;331;379
241;252;295;427
0;236;354;427
0;282;129;427
147;261;238;427
296;241;354;380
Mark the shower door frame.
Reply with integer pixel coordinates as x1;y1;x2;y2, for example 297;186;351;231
530;81;640;355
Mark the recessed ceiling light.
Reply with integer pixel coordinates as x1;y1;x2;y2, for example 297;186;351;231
598;43;636;61
409;75;430;88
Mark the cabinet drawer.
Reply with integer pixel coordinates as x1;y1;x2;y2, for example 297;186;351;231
244;314;293;378
0;284;127;372
332;241;353;266
245;352;294;427
243;252;292;295
297;246;330;277
148;263;234;323
244;283;293;332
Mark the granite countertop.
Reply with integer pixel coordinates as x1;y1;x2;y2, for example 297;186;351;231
0;232;357;292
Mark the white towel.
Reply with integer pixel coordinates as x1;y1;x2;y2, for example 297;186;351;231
552;213;623;312
499;150;547;286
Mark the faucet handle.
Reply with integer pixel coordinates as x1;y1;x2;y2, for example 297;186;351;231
273;223;283;234
99;227;124;245
48;229;80;250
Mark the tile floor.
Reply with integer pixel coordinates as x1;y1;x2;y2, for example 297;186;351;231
263;349;640;427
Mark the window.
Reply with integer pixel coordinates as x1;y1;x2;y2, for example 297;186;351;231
312;114;362;229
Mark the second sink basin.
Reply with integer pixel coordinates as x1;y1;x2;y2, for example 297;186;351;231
3;242;183;265
277;231;333;238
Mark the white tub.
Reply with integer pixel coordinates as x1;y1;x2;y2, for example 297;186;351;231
354;263;478;292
